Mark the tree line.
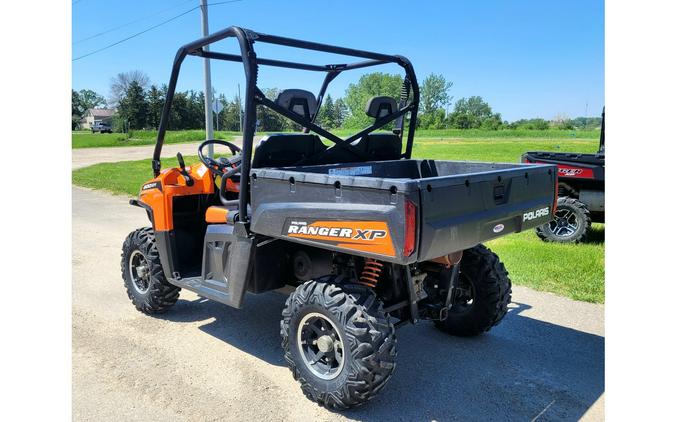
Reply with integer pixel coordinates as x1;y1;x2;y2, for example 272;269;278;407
72;70;602;132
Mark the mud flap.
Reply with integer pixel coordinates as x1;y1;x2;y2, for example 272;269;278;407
199;222;254;308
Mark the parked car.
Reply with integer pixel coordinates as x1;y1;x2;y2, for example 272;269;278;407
91;122;112;133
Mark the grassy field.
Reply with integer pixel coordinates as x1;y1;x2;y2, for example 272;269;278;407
72;136;604;303
333;128;599;139
72;130;240;149
72;128;600;149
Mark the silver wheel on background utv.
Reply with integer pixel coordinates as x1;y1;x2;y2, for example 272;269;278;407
536;196;592;243
121;227;180;314
280;276;397;410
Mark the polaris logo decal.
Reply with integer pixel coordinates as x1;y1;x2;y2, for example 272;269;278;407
284;219;395;256
523;207;550;222
493;223;505;233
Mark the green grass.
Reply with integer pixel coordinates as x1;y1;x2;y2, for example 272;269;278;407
72;136;604;303
72;130;240;149
411;138;600;162
73;128;600;149
334;128;600;140
73;156;201;196
485;227;604;303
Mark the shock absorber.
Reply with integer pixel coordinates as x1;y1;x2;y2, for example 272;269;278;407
359;258;384;288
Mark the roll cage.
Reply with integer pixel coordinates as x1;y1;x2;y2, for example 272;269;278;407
153;26;420;222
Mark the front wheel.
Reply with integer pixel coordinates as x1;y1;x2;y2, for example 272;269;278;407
434;244;512;337
536;197;592;243
281;277;397;410
121;227;180;314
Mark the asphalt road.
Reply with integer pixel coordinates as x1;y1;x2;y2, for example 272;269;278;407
72;138;250;169
72;186;604;421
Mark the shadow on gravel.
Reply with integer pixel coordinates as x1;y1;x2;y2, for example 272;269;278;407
160;296;604;421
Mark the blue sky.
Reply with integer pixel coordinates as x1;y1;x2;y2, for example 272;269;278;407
72;0;604;121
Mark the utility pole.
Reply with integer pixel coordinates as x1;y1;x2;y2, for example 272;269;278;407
200;0;214;157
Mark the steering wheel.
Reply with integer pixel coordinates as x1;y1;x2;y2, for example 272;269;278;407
198;139;242;179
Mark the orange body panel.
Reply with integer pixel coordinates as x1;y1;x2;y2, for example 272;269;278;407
138;162;215;231
287;220;395;257
205;206;229;223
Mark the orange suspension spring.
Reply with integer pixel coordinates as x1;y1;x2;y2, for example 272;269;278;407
359;259;384;288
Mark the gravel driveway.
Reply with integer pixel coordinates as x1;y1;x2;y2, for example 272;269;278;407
72;186;604;421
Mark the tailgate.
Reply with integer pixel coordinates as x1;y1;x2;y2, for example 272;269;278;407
416;162;557;261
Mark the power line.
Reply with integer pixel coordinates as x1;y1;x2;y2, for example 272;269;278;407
72;7;198;61
73;0;194;45
72;0;244;62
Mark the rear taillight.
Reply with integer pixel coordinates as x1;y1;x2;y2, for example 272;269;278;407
404;199;416;256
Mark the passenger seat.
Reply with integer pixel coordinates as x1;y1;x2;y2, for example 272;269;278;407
360;96;402;161
251;89;327;168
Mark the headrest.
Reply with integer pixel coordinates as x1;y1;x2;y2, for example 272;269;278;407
365;96;398;119
275;89;318;119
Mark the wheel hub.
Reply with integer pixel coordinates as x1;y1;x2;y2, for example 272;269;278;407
316;335;334;353
550;208;579;237
129;250;151;294
297;312;345;380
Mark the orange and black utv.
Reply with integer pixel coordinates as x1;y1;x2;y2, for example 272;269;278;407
122;26;557;410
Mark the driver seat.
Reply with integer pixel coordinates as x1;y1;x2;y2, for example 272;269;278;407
252;133;327;168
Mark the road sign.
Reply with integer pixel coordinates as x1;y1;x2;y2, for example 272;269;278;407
212;99;223;114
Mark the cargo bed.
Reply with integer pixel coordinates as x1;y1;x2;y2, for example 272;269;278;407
250;159;557;264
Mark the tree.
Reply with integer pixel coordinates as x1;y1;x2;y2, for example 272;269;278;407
343;73;403;128
509;118;549;130
168;91;190;130
109;70;150;106
220;93;242;131
334;98;347;128
72;89;107;129
420;73;453;115
551;113;574;130
419;109;447;129
257;88;293;131
72;90;82;129
571;116;602;130
146;85;165;130
78;89;107;111
117;81;148;130
481;114;503;130
317;94;336;128
447;96;502;129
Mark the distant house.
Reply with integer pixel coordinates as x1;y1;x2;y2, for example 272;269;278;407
80;108;115;129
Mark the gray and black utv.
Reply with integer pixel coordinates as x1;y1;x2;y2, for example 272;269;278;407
121;26;558;410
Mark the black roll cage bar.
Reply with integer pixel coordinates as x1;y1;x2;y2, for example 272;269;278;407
153;26;420;222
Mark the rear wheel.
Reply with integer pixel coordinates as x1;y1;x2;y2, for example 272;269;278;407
434;244;512;337
536;197;591;243
281;277;397;410
121;227;180;314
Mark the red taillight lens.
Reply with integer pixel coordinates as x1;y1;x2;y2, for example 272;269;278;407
404;199;416;256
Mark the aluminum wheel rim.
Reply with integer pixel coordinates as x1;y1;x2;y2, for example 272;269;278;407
297;312;345;380
549;208;579;237
129;250;150;294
